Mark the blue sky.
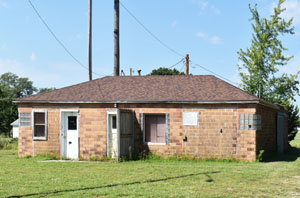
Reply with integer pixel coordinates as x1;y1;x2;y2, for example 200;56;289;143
0;0;299;105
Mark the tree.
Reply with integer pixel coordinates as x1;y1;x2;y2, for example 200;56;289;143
287;103;300;141
149;67;185;75
0;72;37;136
38;87;56;94
238;0;300;141
0;72;37;98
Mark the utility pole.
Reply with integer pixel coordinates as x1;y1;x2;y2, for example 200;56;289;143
114;0;120;76
185;54;189;76
88;0;92;81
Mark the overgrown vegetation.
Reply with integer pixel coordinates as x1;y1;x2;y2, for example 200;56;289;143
238;0;300;141
0;136;18;150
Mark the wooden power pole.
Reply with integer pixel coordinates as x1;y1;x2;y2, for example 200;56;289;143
114;0;120;76
185;54;189;76
88;0;92;81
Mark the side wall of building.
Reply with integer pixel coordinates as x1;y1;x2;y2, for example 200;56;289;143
18;103;263;161
256;104;289;153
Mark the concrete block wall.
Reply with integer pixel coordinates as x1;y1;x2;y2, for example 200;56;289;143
17;102;286;161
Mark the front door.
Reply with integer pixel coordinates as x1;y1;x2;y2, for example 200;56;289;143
109;115;118;158
61;112;79;159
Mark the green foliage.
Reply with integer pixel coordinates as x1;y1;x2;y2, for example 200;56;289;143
38;87;56;94
238;0;300;141
0;72;37;98
257;150;264;162
0;72;37;136
149;67;185;75
0;137;18;150
287;103;300;141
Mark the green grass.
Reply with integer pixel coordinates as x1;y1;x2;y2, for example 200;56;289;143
1;135;300;198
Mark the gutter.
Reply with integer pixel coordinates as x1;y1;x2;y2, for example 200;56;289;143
13;99;280;110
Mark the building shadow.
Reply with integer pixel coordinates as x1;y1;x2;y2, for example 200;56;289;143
262;146;300;162
7;171;220;198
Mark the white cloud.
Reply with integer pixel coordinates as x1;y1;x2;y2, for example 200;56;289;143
196;31;207;38
210;36;221;44
271;0;300;25
196;32;221;45
171;20;177;28
0;1;8;8
30;52;36;61
191;0;220;15
210;5;221;15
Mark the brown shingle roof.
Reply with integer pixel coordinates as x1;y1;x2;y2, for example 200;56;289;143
15;75;259;103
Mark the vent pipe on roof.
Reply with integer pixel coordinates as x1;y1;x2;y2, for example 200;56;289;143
130;68;132;76
186;54;189;76
137;70;142;76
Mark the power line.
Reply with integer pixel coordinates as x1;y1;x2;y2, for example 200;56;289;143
119;1;184;58
119;1;239;85
190;61;239;86
27;0;106;77
167;58;184;69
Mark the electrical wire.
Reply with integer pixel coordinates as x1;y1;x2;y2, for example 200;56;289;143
190;61;239;86
119;1;239;85
119;1;185;58
27;0;108;77
167;58;184;69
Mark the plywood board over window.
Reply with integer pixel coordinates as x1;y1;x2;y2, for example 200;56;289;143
182;111;198;126
145;114;166;143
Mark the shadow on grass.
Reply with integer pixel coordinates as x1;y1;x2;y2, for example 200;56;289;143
262;146;300;162
7;171;220;198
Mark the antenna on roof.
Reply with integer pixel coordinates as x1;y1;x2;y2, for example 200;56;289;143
88;0;92;81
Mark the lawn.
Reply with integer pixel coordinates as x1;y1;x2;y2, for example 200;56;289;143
0;135;300;198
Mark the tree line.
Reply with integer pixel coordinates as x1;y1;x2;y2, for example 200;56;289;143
0;72;55;136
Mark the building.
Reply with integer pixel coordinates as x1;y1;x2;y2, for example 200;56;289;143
10;119;19;138
14;75;288;161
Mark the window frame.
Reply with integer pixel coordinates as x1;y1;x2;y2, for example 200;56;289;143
144;114;167;145
19;112;31;127
32;110;48;141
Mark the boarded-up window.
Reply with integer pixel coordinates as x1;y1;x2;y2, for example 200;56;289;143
33;110;47;140
19;113;31;126
145;114;166;143
182;112;198;126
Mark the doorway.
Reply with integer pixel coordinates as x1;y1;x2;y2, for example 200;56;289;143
60;111;79;159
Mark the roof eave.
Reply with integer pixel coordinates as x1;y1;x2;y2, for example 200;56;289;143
14;99;281;109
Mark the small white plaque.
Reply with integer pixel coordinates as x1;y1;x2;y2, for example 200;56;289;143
182;112;198;126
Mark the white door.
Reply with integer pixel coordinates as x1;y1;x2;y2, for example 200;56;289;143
110;115;118;159
62;112;79;159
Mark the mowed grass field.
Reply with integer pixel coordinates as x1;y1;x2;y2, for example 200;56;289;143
1;135;300;198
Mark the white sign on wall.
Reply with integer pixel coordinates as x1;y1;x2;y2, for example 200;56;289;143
182;111;198;126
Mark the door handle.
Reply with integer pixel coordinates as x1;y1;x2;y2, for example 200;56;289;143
69;141;72;144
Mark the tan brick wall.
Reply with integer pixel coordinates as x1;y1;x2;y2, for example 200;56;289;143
17;102;286;161
120;103;257;161
256;104;289;153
